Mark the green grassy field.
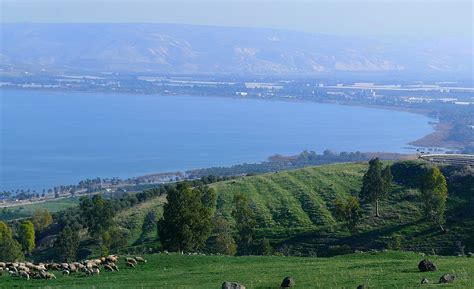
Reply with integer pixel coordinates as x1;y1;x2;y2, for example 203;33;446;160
0;198;80;221
0;252;472;288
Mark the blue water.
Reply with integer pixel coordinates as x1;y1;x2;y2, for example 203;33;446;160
0;89;434;191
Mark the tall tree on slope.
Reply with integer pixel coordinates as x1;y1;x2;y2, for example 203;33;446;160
360;158;392;217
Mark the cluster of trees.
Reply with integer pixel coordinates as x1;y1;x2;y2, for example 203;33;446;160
157;182;267;256
0;208;54;261
334;158;449;236
49;175;235;261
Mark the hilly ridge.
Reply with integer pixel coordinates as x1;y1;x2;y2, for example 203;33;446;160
89;162;473;257
1;23;472;75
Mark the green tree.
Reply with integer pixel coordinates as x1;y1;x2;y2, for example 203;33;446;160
108;227;129;249
56;225;80;262
255;238;273;256
420;167;448;229
32;208;53;231
0;221;23;261
232;193;257;255
139;210;157;242
80;195;115;238
211;215;237;255
18;220;35;254
158;183;217;252
334;196;362;234
360;158;392;217
382;165;393;192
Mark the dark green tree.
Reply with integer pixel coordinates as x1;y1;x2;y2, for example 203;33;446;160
139;210;158;243
334;196;362;234
382;165;393;193
18;220;35;255
420;167;448;229
0;221;23;261
56;225;80;262
79;195;115;238
232;193;257;255
158;183;217;252
360;158;392;217
255;238;273;256
211;215;237;256
32;208;53;231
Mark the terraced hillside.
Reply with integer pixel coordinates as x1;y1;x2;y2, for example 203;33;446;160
210;162;474;256
212;163;365;228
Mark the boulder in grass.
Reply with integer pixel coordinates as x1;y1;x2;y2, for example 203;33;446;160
439;274;455;284
281;277;295;287
418;259;437;272
222;282;246;289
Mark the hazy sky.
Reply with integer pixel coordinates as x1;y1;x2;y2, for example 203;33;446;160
1;0;472;38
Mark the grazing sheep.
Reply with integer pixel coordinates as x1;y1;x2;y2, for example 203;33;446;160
45;272;56;279
86;261;98;270
18;265;29;272
9;270;18;277
126;257;137;265
69;264;77;273
104;265;114;272
0;262;5;269
135;257;147;263
25;262;35;270
110;263;119;272
19;271;30;280
0;268;3;275
126;262;135;268
91;268;100;276
106;255;118;263
83;268;92;277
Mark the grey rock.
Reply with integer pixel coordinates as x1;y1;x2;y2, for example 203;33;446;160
281;276;295;287
222;282;246;289
439;274;455;284
421;278;429;284
418;259;437;272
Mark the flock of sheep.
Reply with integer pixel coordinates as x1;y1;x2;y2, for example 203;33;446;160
0;255;147;281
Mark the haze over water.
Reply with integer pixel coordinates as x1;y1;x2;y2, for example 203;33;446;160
0;89;434;191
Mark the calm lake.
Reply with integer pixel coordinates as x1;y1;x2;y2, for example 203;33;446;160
1;89;434;191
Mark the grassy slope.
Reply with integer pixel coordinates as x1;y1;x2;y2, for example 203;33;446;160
114;196;166;245
211;163;474;255
0;252;472;288
0;198;80;221
212;163;365;228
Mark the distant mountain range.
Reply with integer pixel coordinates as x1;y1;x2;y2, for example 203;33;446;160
1;23;472;76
